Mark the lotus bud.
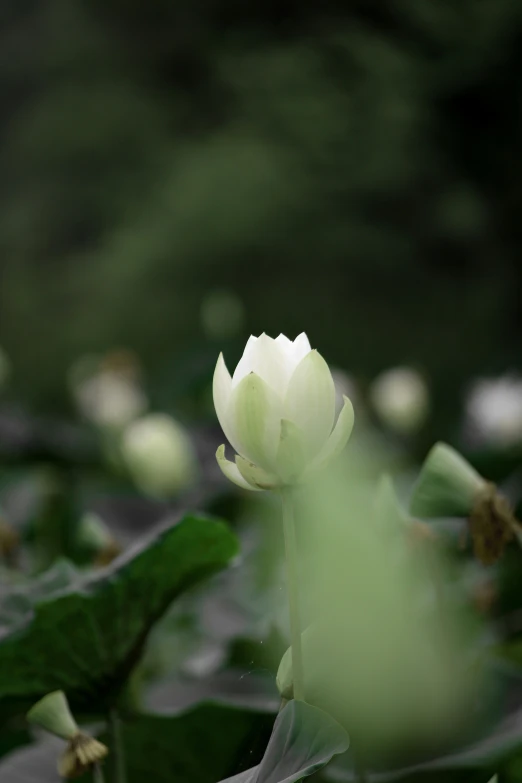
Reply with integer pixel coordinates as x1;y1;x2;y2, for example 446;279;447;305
411;442;519;565
122;413;197;498
213;333;354;490
77;512;122;566
370;367;429;434
27;691;108;779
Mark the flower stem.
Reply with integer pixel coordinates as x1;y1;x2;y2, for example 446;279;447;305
93;762;106;783
281;490;305;701
109;710;126;783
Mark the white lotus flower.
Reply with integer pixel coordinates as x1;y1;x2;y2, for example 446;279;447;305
213;333;354;491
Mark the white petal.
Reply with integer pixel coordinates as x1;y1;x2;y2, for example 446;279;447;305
216;445;261;491
292;333;312;364
275;419;307;484
230;371;282;470
275;333;294;362
306;395;355;475
234;333;288;396
231;335;259;387
235;455;277;490
213;354;237;446
284;350;336;453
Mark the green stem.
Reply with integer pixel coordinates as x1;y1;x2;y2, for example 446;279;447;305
354;750;368;783
109;710;126;783
93;762;106;783
281;490;305;701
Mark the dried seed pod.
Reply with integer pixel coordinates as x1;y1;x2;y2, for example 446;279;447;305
411;442;521;565
27;691;79;741
469;482;515;565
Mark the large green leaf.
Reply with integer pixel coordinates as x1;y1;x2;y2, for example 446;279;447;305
0;702;276;783
219;700;349;783
0;513;238;717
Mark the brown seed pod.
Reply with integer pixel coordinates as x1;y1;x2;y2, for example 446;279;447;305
469;482;515;566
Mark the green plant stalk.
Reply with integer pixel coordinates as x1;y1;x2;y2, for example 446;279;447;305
109;710;126;783
281;490;305;701
93;762;106;783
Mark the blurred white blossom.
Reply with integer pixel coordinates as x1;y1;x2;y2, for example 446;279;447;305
122;413;197;498
370;366;429;433
465;375;522;448
69;351;147;429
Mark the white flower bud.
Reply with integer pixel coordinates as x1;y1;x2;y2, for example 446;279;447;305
213;333;354;490
370;366;429;433
122;413;197;498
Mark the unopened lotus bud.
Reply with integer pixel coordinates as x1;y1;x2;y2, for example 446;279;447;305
276;629;310;701
370;367;429;434
213;333;354;490
77;512;122;566
122;413;197;498
411;442;518;565
27;691;108;779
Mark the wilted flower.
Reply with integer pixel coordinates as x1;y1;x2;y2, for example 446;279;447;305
122;413;197;498
370;366;429;433
465;375;522;448
213;333;354;490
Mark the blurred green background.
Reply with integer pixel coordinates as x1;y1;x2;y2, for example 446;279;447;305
1;0;522;432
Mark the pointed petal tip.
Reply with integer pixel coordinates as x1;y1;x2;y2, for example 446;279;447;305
216;444;261;491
